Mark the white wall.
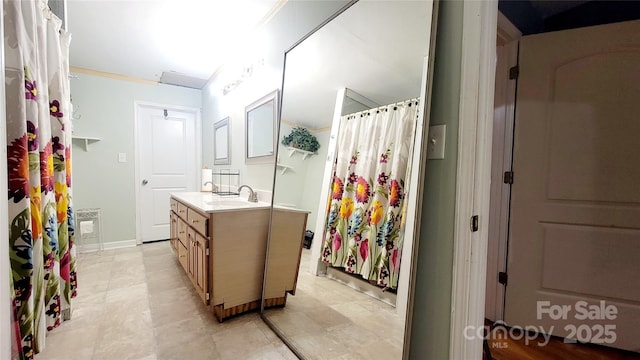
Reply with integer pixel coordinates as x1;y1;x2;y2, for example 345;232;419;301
201;64;281;194
408;1;462;357
70;73;201;245
297;129;330;231
273;123;306;206
201;1;350;195
273;124;330;231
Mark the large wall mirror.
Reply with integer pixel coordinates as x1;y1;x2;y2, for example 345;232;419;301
245;89;278;164
261;1;437;358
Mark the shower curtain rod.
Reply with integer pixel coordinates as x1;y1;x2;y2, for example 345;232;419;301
345;97;420;119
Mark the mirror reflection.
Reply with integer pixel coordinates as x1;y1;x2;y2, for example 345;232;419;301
262;1;435;358
246;90;278;163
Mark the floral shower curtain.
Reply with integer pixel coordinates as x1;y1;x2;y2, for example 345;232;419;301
321;99;419;290
5;1;77;358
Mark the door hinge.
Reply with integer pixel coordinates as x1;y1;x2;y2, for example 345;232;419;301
205;248;210;256
503;171;514;184
498;272;508;285
206;292;210;301
471;215;479;232
509;65;519;80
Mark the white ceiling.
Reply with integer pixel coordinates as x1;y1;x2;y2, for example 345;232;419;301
67;0;281;85
65;0;433;129
280;1;433;128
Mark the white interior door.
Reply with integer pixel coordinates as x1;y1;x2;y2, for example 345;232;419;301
504;20;640;351
137;104;198;243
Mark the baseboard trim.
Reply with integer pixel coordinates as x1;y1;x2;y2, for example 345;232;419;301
78;239;137;253
325;266;397;307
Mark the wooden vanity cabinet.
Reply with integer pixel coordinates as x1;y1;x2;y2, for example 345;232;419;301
169;195;275;322
263;208;309;307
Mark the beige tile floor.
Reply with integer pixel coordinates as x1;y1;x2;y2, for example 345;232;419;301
37;241;297;360
37;241;404;360
263;249;405;360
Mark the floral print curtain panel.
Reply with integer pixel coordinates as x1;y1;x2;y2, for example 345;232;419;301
5;1;77;358
321;99;419;289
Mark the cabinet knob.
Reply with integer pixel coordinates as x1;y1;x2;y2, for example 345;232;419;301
191;219;199;223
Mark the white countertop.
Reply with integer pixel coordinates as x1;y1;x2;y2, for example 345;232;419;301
170;192;311;214
171;192;271;213
273;204;311;214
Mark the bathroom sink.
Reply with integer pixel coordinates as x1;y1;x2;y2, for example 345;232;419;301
171;192;269;213
205;199;249;206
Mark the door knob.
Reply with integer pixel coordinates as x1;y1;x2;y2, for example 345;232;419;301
142;179;149;185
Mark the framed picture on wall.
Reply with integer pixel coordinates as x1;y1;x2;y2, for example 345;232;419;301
245;89;278;164
214;117;230;165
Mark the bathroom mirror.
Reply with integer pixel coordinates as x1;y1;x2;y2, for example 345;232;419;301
213;117;230;165
245;89;278;164
261;1;436;358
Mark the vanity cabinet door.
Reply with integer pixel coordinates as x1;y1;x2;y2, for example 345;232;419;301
177;241;188;271
187;227;197;281
194;232;209;303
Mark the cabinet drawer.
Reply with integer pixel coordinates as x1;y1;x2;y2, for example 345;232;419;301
187;208;208;237
177;242;188;271
177;217;188;247
176;202;188;220
170;198;178;214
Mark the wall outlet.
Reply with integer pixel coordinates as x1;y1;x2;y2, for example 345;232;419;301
427;125;446;159
118;153;127;163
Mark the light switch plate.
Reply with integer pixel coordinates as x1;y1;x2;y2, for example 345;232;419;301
118;153;127;163
427;125;446;159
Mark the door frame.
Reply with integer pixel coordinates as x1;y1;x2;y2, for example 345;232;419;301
484;12;521;322
133;101;202;245
449;0;498;358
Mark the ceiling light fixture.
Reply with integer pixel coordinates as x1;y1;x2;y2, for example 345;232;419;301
222;59;264;95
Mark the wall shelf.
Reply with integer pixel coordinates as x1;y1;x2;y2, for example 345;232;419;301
72;136;101;151
284;146;315;160
276;163;293;175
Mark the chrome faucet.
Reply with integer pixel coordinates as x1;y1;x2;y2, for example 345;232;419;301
203;181;218;192
237;185;258;202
